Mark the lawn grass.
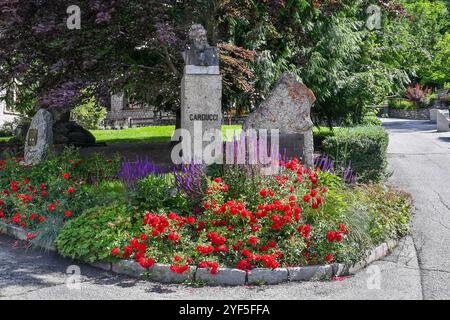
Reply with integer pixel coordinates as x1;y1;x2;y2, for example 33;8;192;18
91;125;243;143
1;126;332;145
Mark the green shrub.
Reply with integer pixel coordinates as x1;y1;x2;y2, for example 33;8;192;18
356;184;411;244
55;204;141;262
323;126;389;182
388;99;417;110
72;97;107;130
361;111;382;126
133;173;189;213
313;127;335;152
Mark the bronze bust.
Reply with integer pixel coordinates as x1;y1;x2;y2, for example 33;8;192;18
183;24;219;67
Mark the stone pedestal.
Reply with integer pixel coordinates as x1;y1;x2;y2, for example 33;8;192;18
180;66;222;163
430;109;438;123
437;110;450;132
24;109;53;165
111;92;126;112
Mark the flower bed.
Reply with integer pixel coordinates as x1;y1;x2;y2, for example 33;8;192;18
0;148;411;286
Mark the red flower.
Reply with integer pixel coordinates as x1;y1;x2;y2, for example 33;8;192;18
168;233;180;242
64;210;72;218
268;241;277;248
327;231;336;243
259;189;268;197
26;233;36;240
187;216;195;225
248;236;259;246
48;203;57;212
174;255;181;262
40;184;47;190
111;248;120;255
130;238;139;248
325;254;334;263
303;194;311;203
29;213;37;220
67;187;74;194
38;216;46;223
214;177;222;183
63;173;70;179
140;233;148;241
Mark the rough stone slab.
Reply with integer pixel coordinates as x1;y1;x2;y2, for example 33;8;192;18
430;109;438;122
387;239;398;252
331;263;349;277
243;73;315;167
0;220;7;233
90;261;112;271
247;268;288;285
24;108;53;165
348;260;367;275
145;264;194;284
112;260;145;278
288;265;333;281
196;268;246;286
437;110;450;132
6;224;28;241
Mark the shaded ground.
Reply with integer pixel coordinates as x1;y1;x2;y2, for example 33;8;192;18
383;118;450;300
0;233;421;300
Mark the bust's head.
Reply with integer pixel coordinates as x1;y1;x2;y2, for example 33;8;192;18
189;24;209;51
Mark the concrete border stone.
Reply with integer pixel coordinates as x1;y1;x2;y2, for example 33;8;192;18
0;221;401;286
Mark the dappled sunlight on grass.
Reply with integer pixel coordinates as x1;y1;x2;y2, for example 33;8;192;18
91;125;243;143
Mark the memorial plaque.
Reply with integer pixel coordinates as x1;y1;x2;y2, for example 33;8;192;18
27;129;38;146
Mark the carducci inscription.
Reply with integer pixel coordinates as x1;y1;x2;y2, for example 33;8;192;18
189;114;220;121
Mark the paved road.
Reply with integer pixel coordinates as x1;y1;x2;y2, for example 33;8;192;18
0;234;421;300
383;118;450;300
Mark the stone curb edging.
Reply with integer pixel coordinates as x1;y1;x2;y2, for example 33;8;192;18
0;220;398;286
0;220;57;251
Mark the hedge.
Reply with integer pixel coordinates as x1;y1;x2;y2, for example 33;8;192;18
322;126;389;182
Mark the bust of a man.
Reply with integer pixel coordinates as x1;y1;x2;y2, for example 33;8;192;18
183;24;219;67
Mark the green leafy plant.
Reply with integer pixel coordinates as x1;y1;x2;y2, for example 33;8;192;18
323;126;389;182
133;173;189;213
72;96;107;130
55;204;141;263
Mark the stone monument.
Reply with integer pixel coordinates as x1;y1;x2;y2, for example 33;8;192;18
111;92;126;113
243;73;315;167
24;108;54;165
180;24;222;163
437;109;450;132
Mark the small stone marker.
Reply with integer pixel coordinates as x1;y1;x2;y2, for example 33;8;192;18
24;108;53;165
111;92;126;113
243;73;316;167
430;109;438;123
437;109;450;132
180;24;222;164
